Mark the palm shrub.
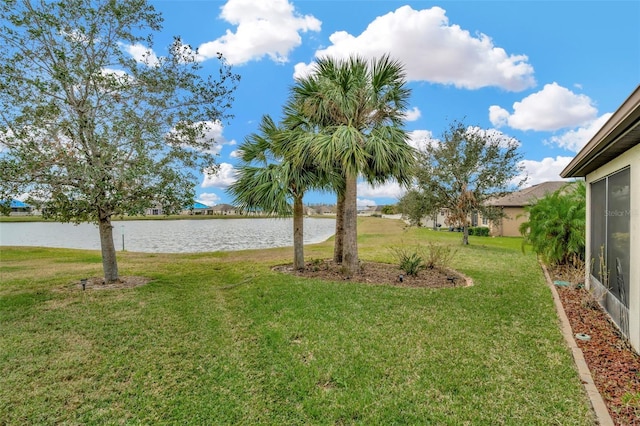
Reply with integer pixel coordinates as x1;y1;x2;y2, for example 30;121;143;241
399;251;426;276
519;181;585;267
390;242;457;276
390;245;426;276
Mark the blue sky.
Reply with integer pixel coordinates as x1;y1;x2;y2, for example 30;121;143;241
141;0;639;207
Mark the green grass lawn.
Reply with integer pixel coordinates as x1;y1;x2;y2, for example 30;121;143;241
0;217;594;424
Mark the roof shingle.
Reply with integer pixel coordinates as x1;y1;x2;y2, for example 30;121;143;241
485;181;572;207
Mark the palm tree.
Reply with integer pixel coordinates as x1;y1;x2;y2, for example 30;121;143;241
519;181;586;266
290;55;415;276
228;114;321;270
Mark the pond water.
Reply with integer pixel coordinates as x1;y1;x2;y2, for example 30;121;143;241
0;218;336;253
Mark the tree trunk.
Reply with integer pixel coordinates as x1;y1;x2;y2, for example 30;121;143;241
462;225;469;245
98;215;119;283
342;172;359;276
333;192;345;264
293;194;304;271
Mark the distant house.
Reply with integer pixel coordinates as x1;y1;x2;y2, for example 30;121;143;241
147;201;211;216
182;201;211;215
6;199;32;216
306;204;335;215
485;181;570;237
210;203;238;215
358;205;381;216
420;209;449;230
146;205;164;216
561;85;639;353
373;205;385;215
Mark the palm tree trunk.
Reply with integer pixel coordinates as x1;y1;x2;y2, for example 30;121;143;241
293;194;304;270
333;191;345;263
342;172;359;276
98;215;119;283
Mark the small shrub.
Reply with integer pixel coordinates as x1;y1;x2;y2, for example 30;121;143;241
424;242;457;270
552;258;587;287
390;243;457;276
621;391;640;407
390;246;426;276
400;252;425;276
581;291;601;310
310;258;327;272
597;245;609;289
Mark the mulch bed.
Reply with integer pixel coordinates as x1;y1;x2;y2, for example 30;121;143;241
273;259;471;288
555;283;640;424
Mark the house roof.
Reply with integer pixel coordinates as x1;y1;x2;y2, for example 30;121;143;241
211;203;236;211
485;181;570;207
191;202;210;209
9;199;30;208
308;205;335;214
561;85;640;178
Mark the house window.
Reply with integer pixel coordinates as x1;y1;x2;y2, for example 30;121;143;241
590;167;630;307
471;212;478;226
482;216;488;225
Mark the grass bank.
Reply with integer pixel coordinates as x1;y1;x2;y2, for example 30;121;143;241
0;217;594;424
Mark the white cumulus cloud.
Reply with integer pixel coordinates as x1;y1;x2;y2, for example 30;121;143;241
517;156;574;186
198;0;321;65
357;198;377;208
407;129;437;151
294;5;534;91
124;43;159;66
467;126;521;148
199;120;236;154
168;120;236;155
202;162;237;188
403;107;421;122
197;192;222;206
358;181;404;200
293;62;316;80
489;82;598;131
407;127;519;153
546;113;612;153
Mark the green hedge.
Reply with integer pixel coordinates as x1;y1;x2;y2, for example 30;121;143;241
468;226;490;237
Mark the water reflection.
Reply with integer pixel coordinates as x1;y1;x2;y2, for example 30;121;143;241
0;218;335;253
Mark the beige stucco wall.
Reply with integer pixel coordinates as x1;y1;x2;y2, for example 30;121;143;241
490;206;527;237
585;143;640;352
421;210;448;229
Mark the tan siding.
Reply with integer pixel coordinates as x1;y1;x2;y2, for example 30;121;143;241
490;207;527;237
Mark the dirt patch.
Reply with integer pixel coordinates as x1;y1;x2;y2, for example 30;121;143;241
273;259;471;289
74;276;151;290
551;268;640;425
